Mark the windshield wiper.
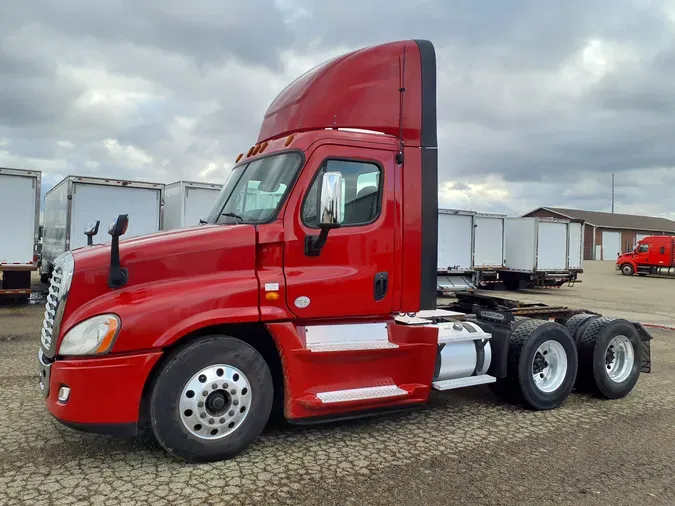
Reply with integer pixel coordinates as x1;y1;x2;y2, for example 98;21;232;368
199;219;208;224
221;212;244;223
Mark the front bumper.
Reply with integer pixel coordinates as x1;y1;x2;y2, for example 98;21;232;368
38;348;162;432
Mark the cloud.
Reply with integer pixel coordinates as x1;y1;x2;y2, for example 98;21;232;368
0;0;674;221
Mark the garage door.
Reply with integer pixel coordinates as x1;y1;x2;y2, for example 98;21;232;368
601;230;622;260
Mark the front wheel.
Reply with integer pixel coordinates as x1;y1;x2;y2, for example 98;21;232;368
620;263;634;276
149;336;273;463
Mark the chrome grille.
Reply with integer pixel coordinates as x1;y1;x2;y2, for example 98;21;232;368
41;269;63;352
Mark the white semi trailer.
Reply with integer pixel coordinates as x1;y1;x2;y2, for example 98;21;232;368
41;175;164;281
0;167;41;298
501;217;583;290
437;209;507;293
162;181;222;230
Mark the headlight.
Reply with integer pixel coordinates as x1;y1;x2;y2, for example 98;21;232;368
58;314;121;356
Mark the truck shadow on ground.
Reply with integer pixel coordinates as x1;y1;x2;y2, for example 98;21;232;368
27;386;527;465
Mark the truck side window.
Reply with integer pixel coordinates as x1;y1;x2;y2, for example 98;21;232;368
637;244;649;253
660;246;666;254
302;159;382;227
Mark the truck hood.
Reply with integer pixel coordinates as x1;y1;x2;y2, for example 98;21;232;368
616;252;633;263
72;224;255;274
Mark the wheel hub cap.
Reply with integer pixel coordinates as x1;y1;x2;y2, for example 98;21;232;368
179;364;252;440
605;335;634;383
531;340;568;393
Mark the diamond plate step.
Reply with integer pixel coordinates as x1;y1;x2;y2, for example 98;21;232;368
432;375;496;391
308;341;399;352
316;385;408;404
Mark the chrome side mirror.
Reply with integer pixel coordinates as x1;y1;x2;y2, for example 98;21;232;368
306;171;343;256
318;171;343;227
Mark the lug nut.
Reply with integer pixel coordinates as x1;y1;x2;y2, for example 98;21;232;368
200;413;206;419
198;402;204;408
229;410;235;417
219;418;225;424
209;418;214;425
233;400;239;406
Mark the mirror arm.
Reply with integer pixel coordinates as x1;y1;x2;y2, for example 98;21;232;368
108;235;128;289
305;224;340;256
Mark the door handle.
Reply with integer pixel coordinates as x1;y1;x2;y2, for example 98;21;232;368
374;272;388;301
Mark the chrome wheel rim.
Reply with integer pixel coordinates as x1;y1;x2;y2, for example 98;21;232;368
179;364;252;440
605;335;634;383
531;340;568;393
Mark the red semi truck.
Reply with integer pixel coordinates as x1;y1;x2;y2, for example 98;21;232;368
617;235;675;277
37;40;653;463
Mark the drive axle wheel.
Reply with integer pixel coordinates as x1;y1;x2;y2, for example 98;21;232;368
493;319;577;410
149;335;273;463
576;317;641;399
620;264;634;276
564;313;599;345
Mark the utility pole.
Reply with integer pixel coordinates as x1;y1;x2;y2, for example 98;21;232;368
611;173;615;213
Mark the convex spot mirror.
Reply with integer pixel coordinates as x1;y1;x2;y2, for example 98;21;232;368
84;220;100;246
108;214;129;237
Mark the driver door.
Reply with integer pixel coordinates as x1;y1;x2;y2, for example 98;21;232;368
282;144;397;319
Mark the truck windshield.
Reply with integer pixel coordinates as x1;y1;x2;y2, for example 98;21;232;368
204;152;303;225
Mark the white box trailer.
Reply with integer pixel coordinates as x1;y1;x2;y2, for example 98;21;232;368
41;176;164;279
502;217;581;290
0;167;41;298
437;210;507;293
567;220;584;272
437;209;474;272
163;181;222;230
473;213;506;270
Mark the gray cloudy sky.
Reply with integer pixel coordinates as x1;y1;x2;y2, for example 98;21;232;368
2;0;675;219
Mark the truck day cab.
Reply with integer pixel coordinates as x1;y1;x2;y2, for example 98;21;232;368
37;40;653;463
617;235;675;277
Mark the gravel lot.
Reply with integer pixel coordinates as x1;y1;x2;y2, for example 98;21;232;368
0;267;673;506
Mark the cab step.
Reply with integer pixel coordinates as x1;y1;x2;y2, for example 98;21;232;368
307;341;398;352
432;375;496;391
317;385;408;404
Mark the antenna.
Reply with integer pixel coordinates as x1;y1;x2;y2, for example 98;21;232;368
396;47;407;165
611;173;615;213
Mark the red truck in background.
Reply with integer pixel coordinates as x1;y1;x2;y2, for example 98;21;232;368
617;235;675;277
37;39;653;463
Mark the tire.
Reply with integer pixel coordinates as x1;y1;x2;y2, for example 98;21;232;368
576;317;641;399
564;313;598;345
495;319;578;410
620;264;634;276
149;335;274;463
